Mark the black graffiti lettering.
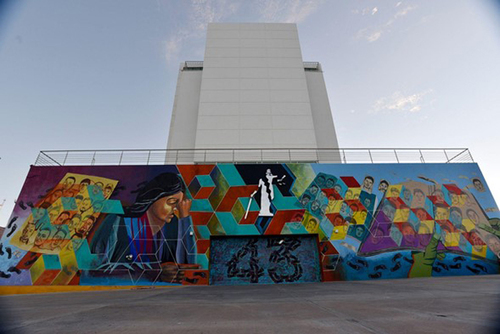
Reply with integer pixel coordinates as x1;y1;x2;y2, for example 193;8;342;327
374;264;387;271
473;263;487;272
390;262;401;272
466;265;481;274
226;239;263;283
267;238;303;283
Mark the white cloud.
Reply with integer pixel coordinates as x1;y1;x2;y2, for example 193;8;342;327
353;6;378;16
355;3;418;42
257;0;324;23
395;5;417;18
371;90;433;114
396;1;402;7
366;30;382;42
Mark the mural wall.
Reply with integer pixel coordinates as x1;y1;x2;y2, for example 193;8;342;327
0;163;498;286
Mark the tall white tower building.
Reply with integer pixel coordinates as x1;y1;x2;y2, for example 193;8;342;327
167;23;339;162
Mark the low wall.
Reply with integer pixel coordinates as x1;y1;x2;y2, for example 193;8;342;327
0;163;498;286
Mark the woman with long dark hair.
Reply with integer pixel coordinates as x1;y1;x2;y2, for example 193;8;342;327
91;172;196;277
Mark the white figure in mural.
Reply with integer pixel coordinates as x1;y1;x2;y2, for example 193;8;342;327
244;169;285;218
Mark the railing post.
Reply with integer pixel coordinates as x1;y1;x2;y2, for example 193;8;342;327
91;151;96;166
444;149;450;163
119;151;123;165
147;151;151;165
419;150;425;163
394;150;399;163
63;151;69;166
342;149;346;163
368;149;373;163
176;150;179;164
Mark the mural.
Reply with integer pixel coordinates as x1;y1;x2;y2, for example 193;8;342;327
0;163;498;286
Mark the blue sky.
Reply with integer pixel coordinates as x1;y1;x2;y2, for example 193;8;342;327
1;0;500;226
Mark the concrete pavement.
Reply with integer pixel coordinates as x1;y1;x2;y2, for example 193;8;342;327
1;275;499;333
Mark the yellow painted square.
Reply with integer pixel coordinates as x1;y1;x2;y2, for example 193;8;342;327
418;220;435;234
386;185;402;198
443;232;460;247
462;219;476;232
394;208;410;222
353;211;368;225
330;225;348;240
471;245;487;257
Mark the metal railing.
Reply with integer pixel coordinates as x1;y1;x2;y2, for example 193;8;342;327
34;148;474;166
182;61;322;71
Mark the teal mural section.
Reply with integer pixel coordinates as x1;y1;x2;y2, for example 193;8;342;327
0;163;498;286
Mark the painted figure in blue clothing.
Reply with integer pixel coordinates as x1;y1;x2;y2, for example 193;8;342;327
91;172;196;282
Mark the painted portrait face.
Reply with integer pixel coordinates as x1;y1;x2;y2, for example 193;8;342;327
467;209;480;223
403;189;411;202
311;200;320;212
402;225;416;244
333;215;344;226
310;185;319;195
104;186;113;198
473;179;484;192
435;207;449;221
51;229;68;249
149;192;183;223
63;177;76;191
413;190;425;205
371;227;384;245
79;198;92;213
378;181;388;192
363;177;373;191
51;190;63;203
49;209;60;222
390;187;399;198
300;195;311;206
20;222;36;244
450;193;460;206
306;219;317;231
79;180;91;194
34;228;51;248
488;239;500;256
355;226;364;238
363;198;371;209
359;210;367;223
55;212;70;225
69;215;81;231
334;185;342;194
345;190;353;200
325;178;335;188
382;203;396;221
316;176;326;187
416;208;427;221
78;216;95;235
433;190;445;204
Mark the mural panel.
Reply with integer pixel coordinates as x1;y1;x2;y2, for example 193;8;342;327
0;163;498;285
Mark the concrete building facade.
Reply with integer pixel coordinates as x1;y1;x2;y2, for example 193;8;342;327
167;23;339;157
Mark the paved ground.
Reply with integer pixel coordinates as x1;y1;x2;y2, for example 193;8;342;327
1;275;500;334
